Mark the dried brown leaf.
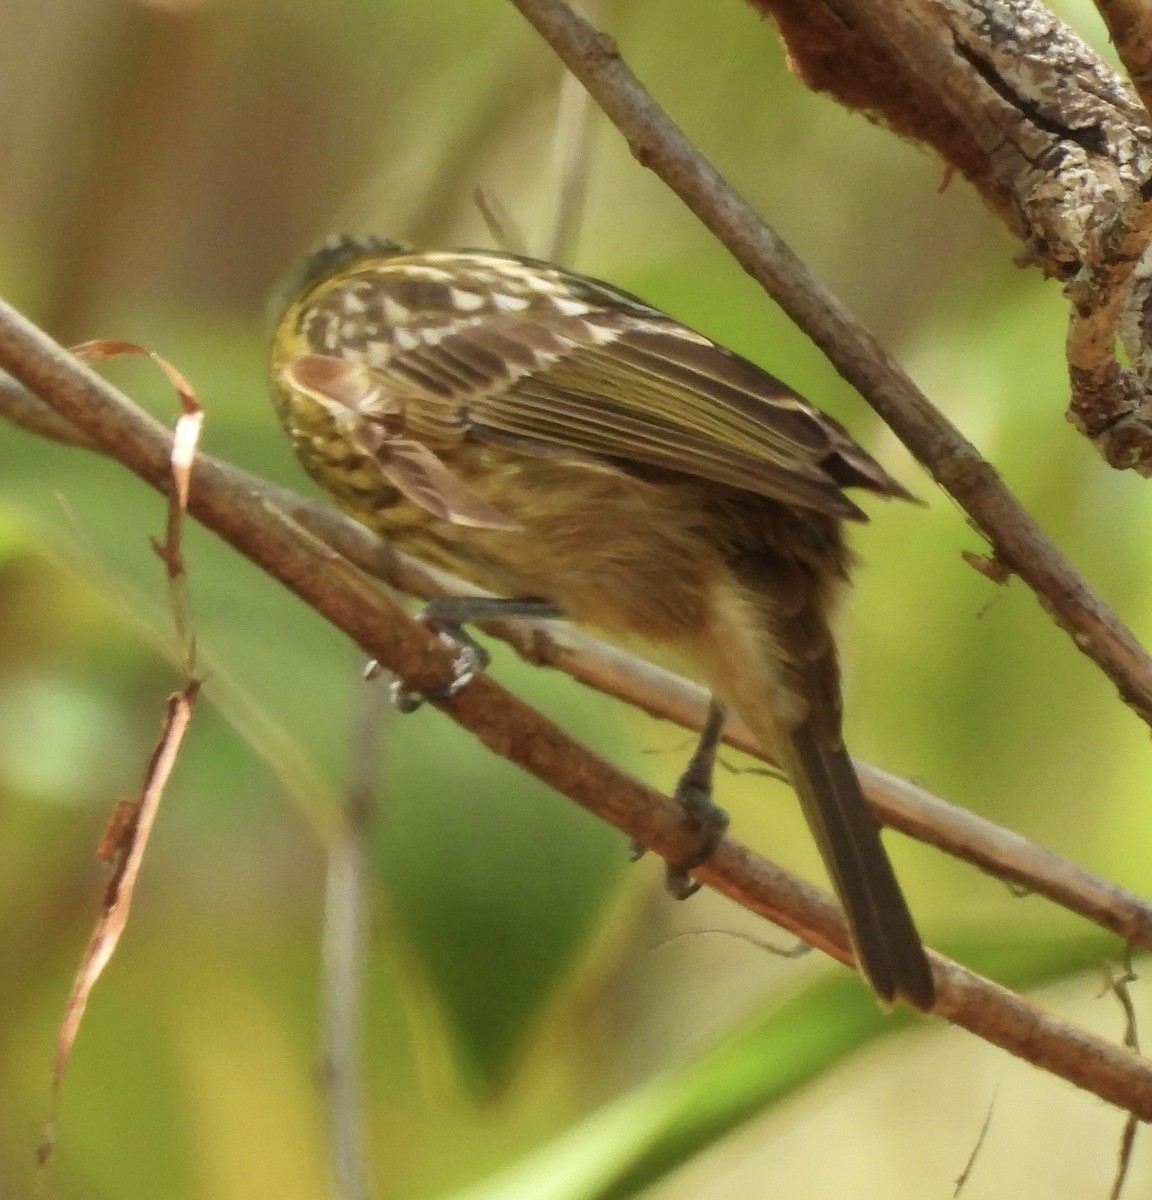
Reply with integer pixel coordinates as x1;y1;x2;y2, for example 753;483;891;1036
39;683;200;1169
38;340;205;1172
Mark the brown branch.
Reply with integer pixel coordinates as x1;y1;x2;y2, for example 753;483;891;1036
6;377;1152;953
0;376;97;448
754;0;1152;276
746;0;1152;472
3;301;1152;1117
504;0;1152;731
1064;192;1152;467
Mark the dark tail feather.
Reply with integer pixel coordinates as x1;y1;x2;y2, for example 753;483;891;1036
783;727;935;1011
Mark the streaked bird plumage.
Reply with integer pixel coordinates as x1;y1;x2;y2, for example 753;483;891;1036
269;235;935;1010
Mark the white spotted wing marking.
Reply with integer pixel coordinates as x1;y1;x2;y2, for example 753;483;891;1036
449;288;486;312
296;248;910;519
382;296;411;325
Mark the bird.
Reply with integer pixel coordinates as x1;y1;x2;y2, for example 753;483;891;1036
268;234;935;1011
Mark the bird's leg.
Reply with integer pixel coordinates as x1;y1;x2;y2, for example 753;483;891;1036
394;601;729;894
388;596;562;711
632;698;731;898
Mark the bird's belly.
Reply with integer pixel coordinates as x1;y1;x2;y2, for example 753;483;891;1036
388;456;728;647
282;408;756;652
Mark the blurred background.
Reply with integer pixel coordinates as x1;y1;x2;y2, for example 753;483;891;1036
1;1;1150;1197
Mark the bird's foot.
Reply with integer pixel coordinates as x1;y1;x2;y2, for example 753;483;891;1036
632;700;730;898
388;596;561;711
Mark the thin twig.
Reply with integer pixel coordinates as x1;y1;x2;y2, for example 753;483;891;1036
952;1091;997;1197
1104;952;1142;1199
504;0;1152;730
323;671;388;1200
546;0;598;263
3;299;1152;1116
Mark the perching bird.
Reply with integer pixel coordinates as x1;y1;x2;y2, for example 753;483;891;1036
269;235;935;1011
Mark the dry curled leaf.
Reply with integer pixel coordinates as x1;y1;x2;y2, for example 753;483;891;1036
40;340;204;1174
41;684;200;1171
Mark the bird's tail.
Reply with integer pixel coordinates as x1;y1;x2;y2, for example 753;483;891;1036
692;578;934;1010
777;725;935;1010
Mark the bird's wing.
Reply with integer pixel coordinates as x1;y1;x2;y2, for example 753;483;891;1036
288;250;909;521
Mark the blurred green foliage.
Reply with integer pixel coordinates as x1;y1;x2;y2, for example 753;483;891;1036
1;1;1150;1198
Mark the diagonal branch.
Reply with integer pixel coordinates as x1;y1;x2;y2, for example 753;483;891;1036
504;0;1152;732
3;300;1152;1115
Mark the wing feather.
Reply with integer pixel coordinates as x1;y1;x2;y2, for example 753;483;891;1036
292;250;910;520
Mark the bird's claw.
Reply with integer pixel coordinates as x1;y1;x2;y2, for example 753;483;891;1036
663;780;730;898
630;773;730;899
389;619;491;712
